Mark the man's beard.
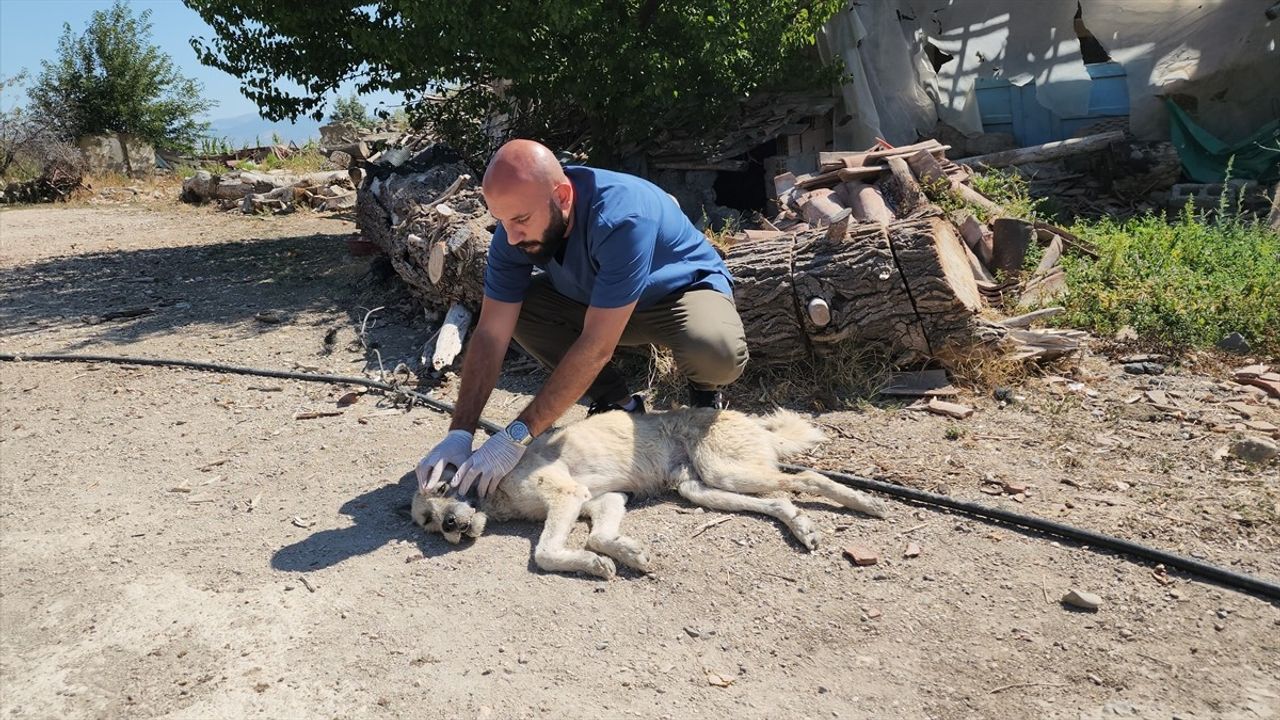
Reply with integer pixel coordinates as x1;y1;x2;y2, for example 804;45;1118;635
517;198;568;263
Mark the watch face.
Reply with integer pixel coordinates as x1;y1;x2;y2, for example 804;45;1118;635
507;421;532;444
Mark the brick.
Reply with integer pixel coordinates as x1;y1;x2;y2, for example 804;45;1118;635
843;545;879;566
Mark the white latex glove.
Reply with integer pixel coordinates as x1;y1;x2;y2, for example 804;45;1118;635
416;430;474;492
452;431;526;499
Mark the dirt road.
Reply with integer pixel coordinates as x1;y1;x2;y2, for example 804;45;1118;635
1;203;1277;719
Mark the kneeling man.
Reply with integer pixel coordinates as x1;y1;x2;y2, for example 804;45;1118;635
417;139;748;498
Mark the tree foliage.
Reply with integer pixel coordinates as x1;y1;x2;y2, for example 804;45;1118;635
185;0;843;162
29;1;215;152
330;94;369;127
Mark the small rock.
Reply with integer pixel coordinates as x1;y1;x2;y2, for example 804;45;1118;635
1119;628;1134;639
1213;621;1226;632
843;545;879;566
1230;437;1278;464
1123;361;1165;376
683;626;701;638
1002;480;1028;495
993;387;1014;403
255;309;286;324
1062;589;1102;612
1217;332;1251;354
934;483;950;495
904;542;922;558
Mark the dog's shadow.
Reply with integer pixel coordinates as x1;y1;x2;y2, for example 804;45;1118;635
271;470;546;574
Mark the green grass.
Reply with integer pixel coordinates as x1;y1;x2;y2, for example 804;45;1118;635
952;165;1280;357
1052;206;1280;356
927;168;1045;223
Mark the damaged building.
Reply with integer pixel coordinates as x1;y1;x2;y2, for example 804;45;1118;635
632;0;1280;228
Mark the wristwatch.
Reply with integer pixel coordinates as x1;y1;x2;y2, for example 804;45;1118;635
505;420;535;447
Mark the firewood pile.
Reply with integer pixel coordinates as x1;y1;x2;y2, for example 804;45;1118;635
352;132;1109;371
180;169;358;214
722;135;1104;366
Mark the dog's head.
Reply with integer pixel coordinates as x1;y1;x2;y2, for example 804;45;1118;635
410;481;488;544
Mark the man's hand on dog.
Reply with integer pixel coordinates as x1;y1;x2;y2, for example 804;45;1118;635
452;431;526;499
417;430;474;493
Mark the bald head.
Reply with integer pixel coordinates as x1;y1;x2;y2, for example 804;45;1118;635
483;139;566;197
483;139;575;261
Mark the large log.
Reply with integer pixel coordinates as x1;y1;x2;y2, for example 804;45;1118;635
731;215;985;364
956;131;1125;169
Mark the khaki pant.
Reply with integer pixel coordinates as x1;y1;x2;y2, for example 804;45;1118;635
512;274;749;405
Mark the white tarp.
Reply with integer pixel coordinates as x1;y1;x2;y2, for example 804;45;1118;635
822;0;1280;148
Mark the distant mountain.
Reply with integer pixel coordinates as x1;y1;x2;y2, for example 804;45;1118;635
204;112;326;148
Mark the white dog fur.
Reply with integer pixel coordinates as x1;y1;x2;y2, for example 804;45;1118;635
412;408;888;579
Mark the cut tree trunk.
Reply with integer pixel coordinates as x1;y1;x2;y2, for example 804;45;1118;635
733;214;986;364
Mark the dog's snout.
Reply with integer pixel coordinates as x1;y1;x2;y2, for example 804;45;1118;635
442;514;458;532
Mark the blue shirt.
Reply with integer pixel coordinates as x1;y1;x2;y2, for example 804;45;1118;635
483;166;734;309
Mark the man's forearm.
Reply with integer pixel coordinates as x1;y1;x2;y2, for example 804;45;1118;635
448;332;508;432
517;339;613;436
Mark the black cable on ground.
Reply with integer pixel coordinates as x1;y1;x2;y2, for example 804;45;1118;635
2;351;1277;602
785;463;1280;602
0;351;503;436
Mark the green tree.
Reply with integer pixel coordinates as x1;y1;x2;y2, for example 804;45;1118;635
186;0;842;162
330;94;369;127
29;1;215;154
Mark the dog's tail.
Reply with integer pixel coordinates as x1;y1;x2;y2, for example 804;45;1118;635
756;409;825;457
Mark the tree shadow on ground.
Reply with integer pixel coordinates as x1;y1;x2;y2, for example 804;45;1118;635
0;231;389;345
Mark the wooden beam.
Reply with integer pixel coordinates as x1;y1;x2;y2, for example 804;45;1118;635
956;131;1125;169
818;140;949;170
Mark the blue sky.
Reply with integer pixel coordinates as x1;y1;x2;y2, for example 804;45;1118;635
0;0;405;141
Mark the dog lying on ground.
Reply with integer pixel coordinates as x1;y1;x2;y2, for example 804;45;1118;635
411;408;888;579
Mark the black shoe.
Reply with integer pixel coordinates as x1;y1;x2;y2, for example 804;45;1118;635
688;385;726;410
587;394;646;416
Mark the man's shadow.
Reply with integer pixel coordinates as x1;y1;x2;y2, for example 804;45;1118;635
271;470;540;573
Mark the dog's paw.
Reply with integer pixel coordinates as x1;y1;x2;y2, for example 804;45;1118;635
859;493;890;518
586;554;617;580
791;514;819;551
613;537;652;573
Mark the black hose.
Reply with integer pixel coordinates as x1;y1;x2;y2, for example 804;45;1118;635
0;351;503;436
3;351;1277;601
786;463;1280;602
